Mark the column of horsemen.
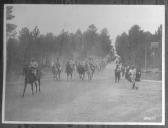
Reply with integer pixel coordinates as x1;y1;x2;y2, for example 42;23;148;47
51;56;108;81
22;56;142;96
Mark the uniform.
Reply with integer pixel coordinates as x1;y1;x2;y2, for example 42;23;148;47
30;60;38;76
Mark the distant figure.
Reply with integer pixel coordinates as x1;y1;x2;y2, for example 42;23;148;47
135;68;141;81
55;58;61;69
115;64;121;83
129;65;137;89
125;66;130;81
65;61;74;80
52;58;62;80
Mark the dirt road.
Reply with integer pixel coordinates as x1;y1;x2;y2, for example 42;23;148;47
4;63;162;123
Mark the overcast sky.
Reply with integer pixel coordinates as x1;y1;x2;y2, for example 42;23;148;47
7;5;164;44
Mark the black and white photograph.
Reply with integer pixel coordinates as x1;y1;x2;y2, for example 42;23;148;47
2;5;165;125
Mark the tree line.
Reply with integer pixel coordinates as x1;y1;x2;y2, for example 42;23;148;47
115;24;162;70
6;6;114;74
7;24;113;73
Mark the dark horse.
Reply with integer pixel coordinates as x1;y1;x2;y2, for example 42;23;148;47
52;64;62;80
115;65;121;83
85;63;95;80
65;62;74;80
22;66;41;97
76;62;86;80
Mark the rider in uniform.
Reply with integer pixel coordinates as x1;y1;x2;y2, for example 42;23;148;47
29;58;39;76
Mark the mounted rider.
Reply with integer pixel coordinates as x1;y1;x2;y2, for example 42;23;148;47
29;58;39;76
88;57;95;73
69;58;75;70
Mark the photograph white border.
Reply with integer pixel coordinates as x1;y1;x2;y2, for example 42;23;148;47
2;4;166;125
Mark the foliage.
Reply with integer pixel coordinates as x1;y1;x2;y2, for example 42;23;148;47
115;24;162;69
6;6;17;39
7;25;114;73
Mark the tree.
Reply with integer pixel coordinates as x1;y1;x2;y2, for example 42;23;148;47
99;28;112;57
6;6;17;40
115;32;130;64
7;24;114;73
115;24;161;70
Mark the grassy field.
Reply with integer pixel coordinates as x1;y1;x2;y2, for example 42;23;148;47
4;63;162;123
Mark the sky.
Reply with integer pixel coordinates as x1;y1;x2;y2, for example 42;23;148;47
6;5;164;44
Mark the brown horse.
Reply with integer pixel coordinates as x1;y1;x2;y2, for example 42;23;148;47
65;62;74;80
22;66;41;97
76;62;86;80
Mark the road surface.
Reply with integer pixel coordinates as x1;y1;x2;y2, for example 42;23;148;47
4;63;162;123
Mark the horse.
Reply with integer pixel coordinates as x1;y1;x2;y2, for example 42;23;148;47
115;65;121;83
65;62;74;80
89;63;96;75
76;62;86;80
22;66;41;97
52;64;62;80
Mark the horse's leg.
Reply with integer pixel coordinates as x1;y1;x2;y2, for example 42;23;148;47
117;73;119;82
115;73;117;83
81;74;84;80
84;72;85;80
22;82;27;97
117;74;119;82
59;72;60;80
35;81;38;93
57;73;59;80
71;73;72;79
38;79;41;92
53;72;55;80
91;71;93;80
55;73;57;80
81;74;83;80
132;81;135;89
31;83;34;95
